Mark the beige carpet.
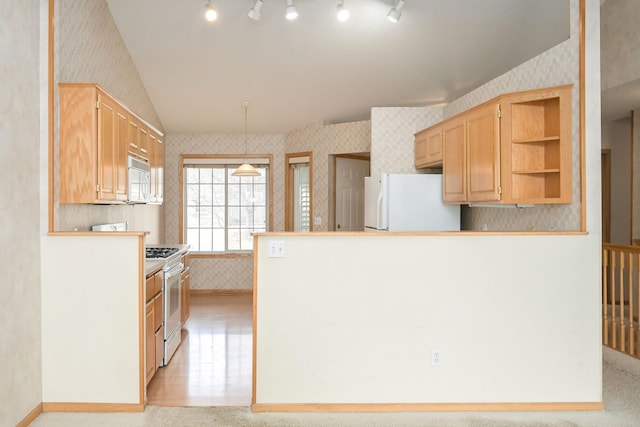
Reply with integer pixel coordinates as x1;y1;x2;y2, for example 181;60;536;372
30;347;640;427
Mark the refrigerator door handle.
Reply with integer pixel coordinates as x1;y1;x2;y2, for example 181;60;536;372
377;189;387;230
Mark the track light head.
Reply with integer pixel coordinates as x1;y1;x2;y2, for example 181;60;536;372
285;0;298;20
387;0;405;23
204;2;218;22
336;1;350;22
248;0;264;21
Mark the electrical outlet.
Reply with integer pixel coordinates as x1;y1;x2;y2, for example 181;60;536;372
268;240;286;258
431;349;442;366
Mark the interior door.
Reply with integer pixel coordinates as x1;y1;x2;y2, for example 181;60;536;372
335;156;370;231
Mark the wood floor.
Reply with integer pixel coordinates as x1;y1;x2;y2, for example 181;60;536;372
146;293;253;407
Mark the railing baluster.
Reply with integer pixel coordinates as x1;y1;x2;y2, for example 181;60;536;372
620;251;626;352
603;248;609;346
612;250;617;349
631;252;636;356
630;253;640;357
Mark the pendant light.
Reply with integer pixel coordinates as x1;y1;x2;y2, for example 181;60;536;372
232;102;261;177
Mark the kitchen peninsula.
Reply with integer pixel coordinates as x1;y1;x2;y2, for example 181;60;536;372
41;231;161;411
252;231;602;411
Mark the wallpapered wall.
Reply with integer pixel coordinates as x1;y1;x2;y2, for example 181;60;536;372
2;1;43;424
370;106;443;179
54;0;164;242
600;0;640;91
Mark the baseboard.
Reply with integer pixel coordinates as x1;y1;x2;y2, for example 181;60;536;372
16;403;43;427
42;402;144;412
191;289;252;295
251;402;605;412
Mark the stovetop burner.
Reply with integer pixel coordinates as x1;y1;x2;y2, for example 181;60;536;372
146;247;179;259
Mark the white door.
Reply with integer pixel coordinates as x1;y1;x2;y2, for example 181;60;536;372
335;157;370;231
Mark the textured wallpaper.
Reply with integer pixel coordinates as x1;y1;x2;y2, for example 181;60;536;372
600;0;640;91
370;107;443;179
1;0;43;424
54;0;164;240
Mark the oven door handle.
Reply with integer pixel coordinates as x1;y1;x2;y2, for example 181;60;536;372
165;263;184;279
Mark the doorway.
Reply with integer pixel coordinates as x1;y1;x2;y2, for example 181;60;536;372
333;154;370;232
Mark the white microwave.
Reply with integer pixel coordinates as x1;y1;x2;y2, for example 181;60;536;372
128;156;151;204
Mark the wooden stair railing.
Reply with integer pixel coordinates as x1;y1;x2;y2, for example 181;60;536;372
603;244;640;358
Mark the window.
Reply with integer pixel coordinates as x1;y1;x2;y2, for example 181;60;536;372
285;152;313;232
183;160;269;253
292;163;310;232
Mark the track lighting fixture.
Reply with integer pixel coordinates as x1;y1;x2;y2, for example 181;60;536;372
248;0;264;21
202;1;407;24
232;102;261;177
204;1;218;22
387;0;405;23
336;1;350;22
285;0;298;20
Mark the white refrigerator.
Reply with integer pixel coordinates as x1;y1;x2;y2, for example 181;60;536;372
364;173;460;232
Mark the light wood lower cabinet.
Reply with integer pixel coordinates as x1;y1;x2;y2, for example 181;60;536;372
145;300;155;385
145;270;163;385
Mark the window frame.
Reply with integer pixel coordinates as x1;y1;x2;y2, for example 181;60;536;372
179;154;273;258
285;152;313;232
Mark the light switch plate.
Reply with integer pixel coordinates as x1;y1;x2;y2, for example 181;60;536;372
268;240;286;258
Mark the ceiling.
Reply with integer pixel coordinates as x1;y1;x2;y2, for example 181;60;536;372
105;0;570;135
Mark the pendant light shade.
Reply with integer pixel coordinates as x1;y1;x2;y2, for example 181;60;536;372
232;163;260;177
232;102;261;177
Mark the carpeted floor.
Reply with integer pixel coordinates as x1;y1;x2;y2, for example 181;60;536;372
30;347;640;427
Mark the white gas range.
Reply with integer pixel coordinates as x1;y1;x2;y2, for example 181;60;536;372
145;244;190;366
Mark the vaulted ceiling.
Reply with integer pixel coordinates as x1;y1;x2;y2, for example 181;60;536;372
106;0;570;134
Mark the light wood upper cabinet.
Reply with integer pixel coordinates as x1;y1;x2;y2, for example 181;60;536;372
439;84;572;205
149;131;164;204
500;86;572;204
115;108;128;199
442;118;466;203
59;83;163;204
59;84;127;203
466;102;501;203
128;118;149;161
443;103;500;204
414;126;443;168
